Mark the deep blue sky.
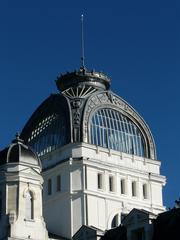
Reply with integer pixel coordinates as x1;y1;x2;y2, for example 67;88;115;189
0;0;179;207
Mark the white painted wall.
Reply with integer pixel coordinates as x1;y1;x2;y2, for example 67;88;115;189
0;163;48;240
41;142;166;238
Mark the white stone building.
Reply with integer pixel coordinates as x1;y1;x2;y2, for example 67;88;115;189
0;136;49;240
13;66;166;239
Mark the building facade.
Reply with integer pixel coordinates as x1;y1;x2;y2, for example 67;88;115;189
0;136;49;240
18;66;166;239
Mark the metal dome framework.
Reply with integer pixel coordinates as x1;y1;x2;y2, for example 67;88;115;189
90;108;145;157
21;94;71;156
83;91;156;160
20;70;156;160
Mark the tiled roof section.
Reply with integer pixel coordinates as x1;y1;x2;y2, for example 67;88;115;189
152;208;180;240
48;232;70;240
100;225;127;240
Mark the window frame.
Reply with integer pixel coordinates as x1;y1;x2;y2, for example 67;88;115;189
132;181;137;197
97;173;103;190
109;175;115;192
90;108;146;158
120;179;126;195
142;183;148;199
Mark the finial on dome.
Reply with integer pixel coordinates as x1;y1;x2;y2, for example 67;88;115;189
55;15;111;92
12;132;24;144
16;132;20;140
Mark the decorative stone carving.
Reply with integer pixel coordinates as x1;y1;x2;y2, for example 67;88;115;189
71;99;83;126
71;99;82;109
69;98;85;142
73;111;81;125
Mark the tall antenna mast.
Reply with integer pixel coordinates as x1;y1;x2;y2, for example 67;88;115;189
81;14;85;69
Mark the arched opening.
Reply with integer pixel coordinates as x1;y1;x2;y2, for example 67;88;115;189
111;214;119;228
90;108;146;157
25;190;34;220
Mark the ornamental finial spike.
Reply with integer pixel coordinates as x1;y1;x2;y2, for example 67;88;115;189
80;14;85;69
15;132;20;140
12;132;24;144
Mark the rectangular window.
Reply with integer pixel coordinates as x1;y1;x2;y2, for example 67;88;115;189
121;179;125;194
132;181;137;197
48;179;52;195
57;175;61;192
109;176;114;192
97;173;103;189
143;184;148;199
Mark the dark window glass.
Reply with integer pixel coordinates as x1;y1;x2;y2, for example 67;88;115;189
57;175;61;192
28;114;68;156
98;173;103;189
109;176;114;192
111;214;119;228
132;181;137;197
121;213;127;221
121;179;125;194
48;179;52;195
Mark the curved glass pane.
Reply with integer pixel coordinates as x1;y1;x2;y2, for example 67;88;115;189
90;108;145;157
27;114;67;156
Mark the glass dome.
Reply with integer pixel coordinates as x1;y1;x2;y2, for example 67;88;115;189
27;113;67;156
21;94;71;156
90;108;145;157
21;69;156;160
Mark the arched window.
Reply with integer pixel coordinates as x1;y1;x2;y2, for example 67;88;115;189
90;108;145;157
111;214;119;228
25;191;34;220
